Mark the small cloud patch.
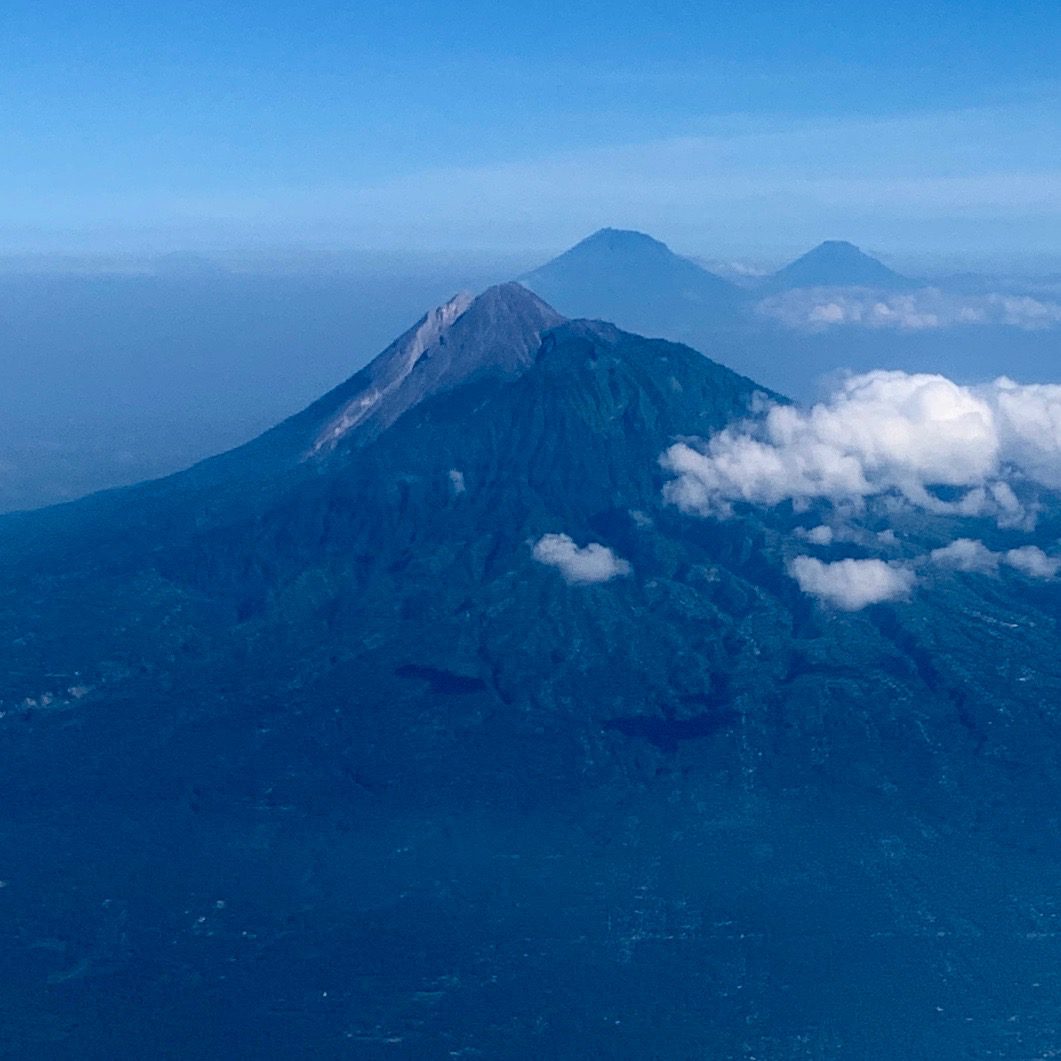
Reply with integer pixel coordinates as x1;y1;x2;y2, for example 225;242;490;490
796;524;834;545
788;556;915;611
757;288;1061;333
533;533;631;585
929;538;1000;573
928;538;1059;579
1004;545;1059;579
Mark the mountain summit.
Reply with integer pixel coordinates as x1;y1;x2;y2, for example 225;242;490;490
761;239;916;291
310;281;563;451
521;227;740;337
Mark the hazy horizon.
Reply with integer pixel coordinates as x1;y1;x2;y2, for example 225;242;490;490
3;237;1061;286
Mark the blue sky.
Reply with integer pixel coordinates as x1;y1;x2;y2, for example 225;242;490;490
3;0;1059;258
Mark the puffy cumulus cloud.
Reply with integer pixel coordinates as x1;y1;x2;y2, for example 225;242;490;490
787;538;1056;608
928;538;1059;579
663;371;1061;526
929;538;1000;573
757;288;1061;333
1004;545;1060;579
994;378;1061;490
532;534;631;585
788;556;915;611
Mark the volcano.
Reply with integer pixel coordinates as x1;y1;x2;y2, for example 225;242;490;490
761;239;918;292
1;283;1060;1058
521;227;742;337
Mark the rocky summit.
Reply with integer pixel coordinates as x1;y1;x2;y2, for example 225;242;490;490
1;284;1061;1058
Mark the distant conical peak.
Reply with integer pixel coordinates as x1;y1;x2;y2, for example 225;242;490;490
524;227;735;281
763;238;912;291
588;227;661;243
573;228;673;255
808;240;869;256
518;227;738;331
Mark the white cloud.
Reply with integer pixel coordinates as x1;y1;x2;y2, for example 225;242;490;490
808;302;848;326
663;371;1061;526
1004;545;1060;579
928;538;1059;579
757;288;1061;333
794;523;900;548
929;538;1000;573
788;556;915;610
448;468;466;495
797;524;834;545
994;378;1061;489
991;295;1061;330
532;533;631;584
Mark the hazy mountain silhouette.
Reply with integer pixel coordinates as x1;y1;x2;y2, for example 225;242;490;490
761;239;918;291
521;227;742;337
1;285;1060;1057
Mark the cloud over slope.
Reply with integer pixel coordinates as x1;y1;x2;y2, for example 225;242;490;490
788;556;915;610
532;534;631;584
663;371;1061;526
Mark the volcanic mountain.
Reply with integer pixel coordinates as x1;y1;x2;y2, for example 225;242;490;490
2;283;1061;1058
520;227;742;337
761;239;917;292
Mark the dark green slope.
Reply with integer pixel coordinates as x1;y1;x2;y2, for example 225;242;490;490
0;308;771;699
2;288;1061;1058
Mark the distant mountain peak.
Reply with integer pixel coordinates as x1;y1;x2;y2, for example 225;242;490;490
520;227;739;332
762;240;915;292
573;227;674;253
535;228;696;268
803;239;882;264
